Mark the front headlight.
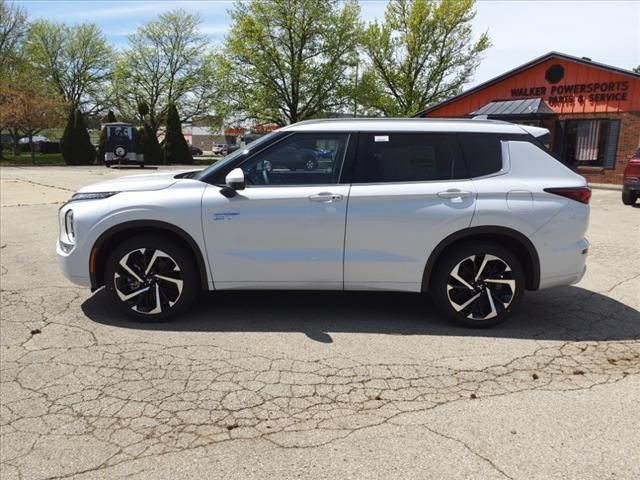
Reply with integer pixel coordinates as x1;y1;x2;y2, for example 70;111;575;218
59;208;75;253
70;191;118;202
65;209;75;242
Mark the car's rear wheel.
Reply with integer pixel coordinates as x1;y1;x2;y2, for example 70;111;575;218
432;242;525;328
104;235;199;321
622;191;637;205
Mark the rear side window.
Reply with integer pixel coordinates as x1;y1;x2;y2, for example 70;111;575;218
458;133;503;177
354;133;465;183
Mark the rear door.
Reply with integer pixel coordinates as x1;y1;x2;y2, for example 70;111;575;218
344;132;477;292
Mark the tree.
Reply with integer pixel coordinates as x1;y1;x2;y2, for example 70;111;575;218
219;0;361;125
61;109;96;165
0;78;65;163
136;101;162;164
0;0;28;159
112;9;218;133
0;0;27;73
162;103;192;165
25;20;113;113
358;0;490;117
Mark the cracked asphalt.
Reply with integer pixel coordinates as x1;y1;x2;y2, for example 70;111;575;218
1;166;639;479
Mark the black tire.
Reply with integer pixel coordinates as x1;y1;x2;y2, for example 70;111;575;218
104;235;199;321
431;241;525;328
622;191;637;205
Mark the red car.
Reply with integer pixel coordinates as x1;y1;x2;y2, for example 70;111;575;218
622;148;640;206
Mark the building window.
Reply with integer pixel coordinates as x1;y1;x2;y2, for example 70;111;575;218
557;119;620;168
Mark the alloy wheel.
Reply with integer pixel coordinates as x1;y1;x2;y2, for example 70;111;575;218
446;254;516;320
113;248;184;314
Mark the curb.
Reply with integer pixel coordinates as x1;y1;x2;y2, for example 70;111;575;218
589;183;622;192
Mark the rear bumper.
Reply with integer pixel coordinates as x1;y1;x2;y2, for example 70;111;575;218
623;183;640;193
538;238;589;289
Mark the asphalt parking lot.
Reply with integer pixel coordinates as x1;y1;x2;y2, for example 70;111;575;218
1;166;639;480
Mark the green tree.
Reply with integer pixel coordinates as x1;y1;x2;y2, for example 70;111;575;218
358;0;490;117
61;109;96;165
162;103;192;165
137;101;163;164
219;0;361;125
112;9;218;133
0;0;27;73
25;20;112;113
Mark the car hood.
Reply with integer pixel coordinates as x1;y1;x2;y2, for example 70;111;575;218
76;170;197;193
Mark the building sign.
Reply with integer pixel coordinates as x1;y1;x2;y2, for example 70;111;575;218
510;64;630;107
421;54;640;118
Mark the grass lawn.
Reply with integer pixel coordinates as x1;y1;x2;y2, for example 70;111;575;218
0;152;65;166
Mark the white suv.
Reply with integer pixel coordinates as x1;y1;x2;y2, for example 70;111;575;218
58;119;590;327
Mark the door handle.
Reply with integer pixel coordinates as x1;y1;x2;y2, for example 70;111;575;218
308;192;343;203
437;190;473;199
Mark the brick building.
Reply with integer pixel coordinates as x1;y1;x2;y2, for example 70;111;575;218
415;52;640;184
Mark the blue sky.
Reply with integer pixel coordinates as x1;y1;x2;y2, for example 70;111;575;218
15;0;640;87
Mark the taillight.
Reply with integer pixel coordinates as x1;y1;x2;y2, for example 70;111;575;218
544;187;591;204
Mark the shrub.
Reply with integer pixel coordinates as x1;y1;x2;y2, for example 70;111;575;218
142;122;162;164
61;109;96;165
162;103;192;165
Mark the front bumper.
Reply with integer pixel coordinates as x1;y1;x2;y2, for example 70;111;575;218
57;240;92;287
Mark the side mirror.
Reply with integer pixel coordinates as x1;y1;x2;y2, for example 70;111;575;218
220;168;245;198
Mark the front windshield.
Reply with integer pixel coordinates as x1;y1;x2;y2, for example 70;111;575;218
193;132;279;181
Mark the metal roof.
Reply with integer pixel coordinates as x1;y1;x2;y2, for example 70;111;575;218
471;98;555;116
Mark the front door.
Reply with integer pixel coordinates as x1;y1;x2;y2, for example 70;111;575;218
201;132;351;289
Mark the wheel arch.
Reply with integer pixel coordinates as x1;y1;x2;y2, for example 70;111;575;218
422;226;540;292
89;220;209;291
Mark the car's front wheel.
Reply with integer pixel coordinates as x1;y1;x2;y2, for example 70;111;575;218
104;235;199;321
432;242;525;328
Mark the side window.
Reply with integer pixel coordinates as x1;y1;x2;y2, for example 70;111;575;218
354;133;464;183
458;133;503;177
240;133;349;186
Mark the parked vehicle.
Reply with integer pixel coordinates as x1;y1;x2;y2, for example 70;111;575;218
57;119;590;327
622;148;640;205
102;122;143;167
261;143;318;171
189;145;203;156
212;144;229;155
